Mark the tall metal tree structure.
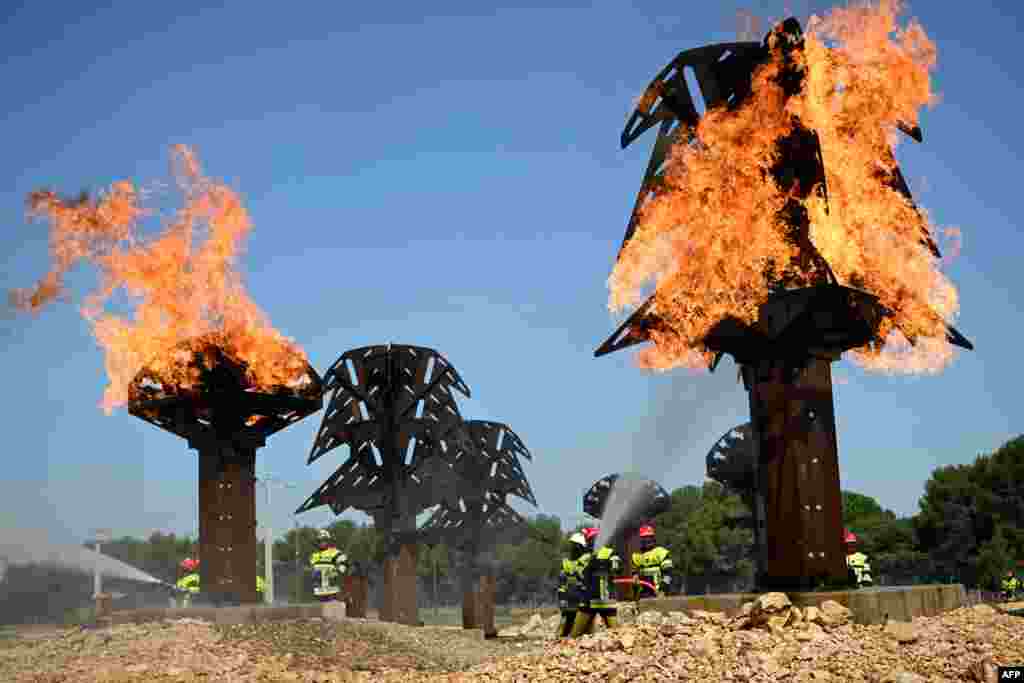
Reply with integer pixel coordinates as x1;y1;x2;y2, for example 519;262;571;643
296;344;472;625
595;19;972;590
129;337;322;606
419;420;536;636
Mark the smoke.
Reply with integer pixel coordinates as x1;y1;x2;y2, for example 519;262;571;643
0;528;166;586
592;360;747;544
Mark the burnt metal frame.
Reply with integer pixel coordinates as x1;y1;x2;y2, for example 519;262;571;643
295;344;473;624
418;420;536;555
595;18;973;590
296;344;471;532
418;420;536;629
128;339;323;606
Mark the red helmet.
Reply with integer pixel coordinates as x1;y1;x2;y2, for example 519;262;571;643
639;525;656;538
180;558;198;572
583;527;600;542
843;530;858;545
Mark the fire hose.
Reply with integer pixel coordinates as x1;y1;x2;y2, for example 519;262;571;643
613;577;658;592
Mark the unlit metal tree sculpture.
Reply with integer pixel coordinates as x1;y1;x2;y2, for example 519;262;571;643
706;424;759;570
129;336;323;606
596;18;972;590
419;420;536;636
296;344;472;625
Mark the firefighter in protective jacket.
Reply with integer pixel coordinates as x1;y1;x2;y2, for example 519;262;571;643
175;558;200;607
310;529;349;601
555;531;588;637
570;527;622;637
844;530;873;588
1002;570;1021;600
631;524;674;598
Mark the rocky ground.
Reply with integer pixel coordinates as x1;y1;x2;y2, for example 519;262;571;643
0;596;1021;682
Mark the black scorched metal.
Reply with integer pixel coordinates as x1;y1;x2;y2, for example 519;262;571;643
296;344;472;625
419;420;536;635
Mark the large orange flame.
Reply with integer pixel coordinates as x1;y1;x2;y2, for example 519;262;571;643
10;145;312;413
609;0;963;375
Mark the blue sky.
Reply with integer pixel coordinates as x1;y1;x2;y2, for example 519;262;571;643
1;1;1020;548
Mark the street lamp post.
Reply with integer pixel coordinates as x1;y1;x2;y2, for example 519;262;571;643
92;529;111;598
254;474;298;606
293;518;301;604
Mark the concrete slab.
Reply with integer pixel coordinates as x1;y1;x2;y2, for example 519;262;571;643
109;603;346;626
632;584;966;625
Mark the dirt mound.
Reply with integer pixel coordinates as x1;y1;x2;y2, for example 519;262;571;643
0;617;542;682
467;597;1023;682
1;599;1020;682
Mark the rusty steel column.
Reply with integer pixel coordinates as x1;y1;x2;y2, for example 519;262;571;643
196;445;259;605
461;572;496;635
743;357;846;590
462;578;479;629
344;575;368;618
380;557;395;622
384;543;419;626
478;574;497;638
461;591;478;628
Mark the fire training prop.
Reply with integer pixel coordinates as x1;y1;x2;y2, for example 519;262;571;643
594;16;973;590
296;343;475;625
418;419;537;633
129;336;322;605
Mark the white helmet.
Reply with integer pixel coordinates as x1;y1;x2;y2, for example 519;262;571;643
317;529;331;541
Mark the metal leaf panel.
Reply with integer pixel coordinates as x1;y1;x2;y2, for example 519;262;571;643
706;423;755;494
296;344;471;517
416;420;536;552
418;500;528;551
582;473;670;522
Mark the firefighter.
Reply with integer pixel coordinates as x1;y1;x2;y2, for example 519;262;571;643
310;529;349;602
844;530;873;588
631;524;675;599
1001;570;1021;601
570;527;622;637
257;573;266;598
175;558;200;607
555;531;588;638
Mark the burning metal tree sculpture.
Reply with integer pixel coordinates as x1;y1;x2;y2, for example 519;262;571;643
583;474;670;596
596;14;973;589
9;146;327;605
295;344;472;625
418;420;536;636
129;337;323;605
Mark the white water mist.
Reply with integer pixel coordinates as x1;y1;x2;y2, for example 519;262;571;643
594;472;654;550
0;528;166;585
